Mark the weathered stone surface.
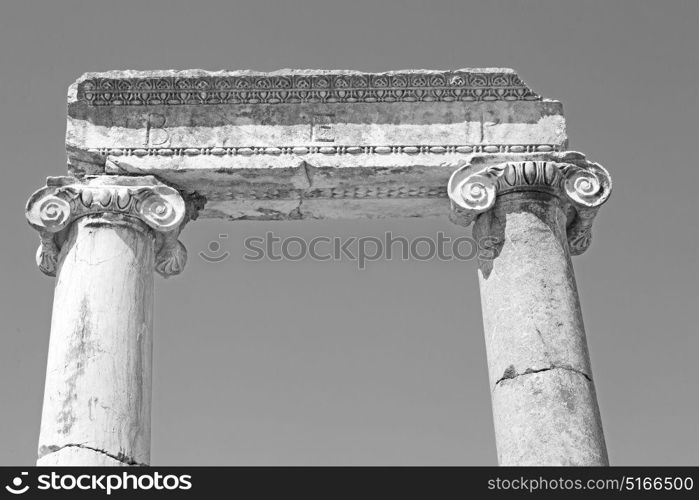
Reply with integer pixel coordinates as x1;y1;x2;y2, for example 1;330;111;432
36;215;155;466
492;369;607;466
66;69;567;220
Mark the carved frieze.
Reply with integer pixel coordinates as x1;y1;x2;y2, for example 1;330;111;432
77;70;541;106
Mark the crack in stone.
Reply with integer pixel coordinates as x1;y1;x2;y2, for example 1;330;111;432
494;364;592;389
289;196;304;220
291;161;313;220
301;161;314;189
39;444;146;466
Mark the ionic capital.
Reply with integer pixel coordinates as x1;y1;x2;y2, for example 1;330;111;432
447;154;612;255
26;175;198;277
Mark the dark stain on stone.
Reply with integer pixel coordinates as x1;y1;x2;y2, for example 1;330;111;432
38;444;61;458
58;297;99;435
474;211;505;279
560;386;576;412
129;325;147;449
501;365;517;381
288;204;303;220
82;221;121;230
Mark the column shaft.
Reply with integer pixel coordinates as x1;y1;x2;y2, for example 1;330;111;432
37;214;155;466
474;192;607;465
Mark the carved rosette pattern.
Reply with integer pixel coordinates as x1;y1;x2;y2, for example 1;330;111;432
447;160;612;255
78;71;541;106
26;176;189;277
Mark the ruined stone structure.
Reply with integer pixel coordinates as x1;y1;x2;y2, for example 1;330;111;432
26;69;611;466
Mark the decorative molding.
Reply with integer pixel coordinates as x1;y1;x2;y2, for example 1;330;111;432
90;143;560;158
304;186;448;200
204;185;448;202
447;160;612;255
78;71;541;106
26;176;191;277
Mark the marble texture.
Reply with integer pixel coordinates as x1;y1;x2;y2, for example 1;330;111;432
474;193;608;465
26;175;194;466
36;215;155;466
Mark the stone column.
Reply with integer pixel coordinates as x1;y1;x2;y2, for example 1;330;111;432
26;175;191;466
448;154;612;465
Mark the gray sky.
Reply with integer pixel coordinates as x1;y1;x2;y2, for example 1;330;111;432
0;0;697;465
